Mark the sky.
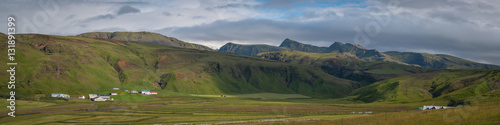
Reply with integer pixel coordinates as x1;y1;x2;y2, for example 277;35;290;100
1;0;500;65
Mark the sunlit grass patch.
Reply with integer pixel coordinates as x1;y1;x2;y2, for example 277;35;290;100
0;99;55;111
112;94;155;101
193;93;310;100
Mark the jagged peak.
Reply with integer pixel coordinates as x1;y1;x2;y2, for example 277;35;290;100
344;43;366;49
280;38;300;47
333;41;344;45
329;42;345;48
221;42;241;47
282;38;298;43
328;42;366;50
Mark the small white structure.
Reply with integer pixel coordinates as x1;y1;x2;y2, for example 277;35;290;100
92;97;107;101
51;93;70;98
141;90;150;95
113;88;120;90
150;91;157;95
89;94;111;101
423;105;452;110
130;90;138;94
76;95;85;99
110;92;118;95
97;94;111;99
88;94;98;100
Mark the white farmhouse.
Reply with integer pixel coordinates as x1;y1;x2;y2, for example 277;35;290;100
51;93;70;98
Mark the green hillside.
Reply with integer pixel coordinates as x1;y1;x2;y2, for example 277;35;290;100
256;51;429;85
385;51;500;69
0;33;358;98
349;69;500;103
77;31;213;51
218;42;288;56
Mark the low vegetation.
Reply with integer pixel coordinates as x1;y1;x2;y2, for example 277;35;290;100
1;32;499;124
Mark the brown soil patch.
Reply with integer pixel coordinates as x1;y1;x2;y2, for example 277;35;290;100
117;60;132;67
299;58;310;65
31;35;90;50
278;79;288;87
34;38;55;50
175;73;185;79
159;55;168;61
323;59;342;67
51;37;89;44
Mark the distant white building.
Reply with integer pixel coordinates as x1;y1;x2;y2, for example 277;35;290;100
113;88;120;90
130;90;138;94
51;93;70;98
92;97;108;101
150;91;157;95
110;92;118;95
88;94;98;99
89;94;111;101
423;105;452;110
76;95;85;99
141;90;150;95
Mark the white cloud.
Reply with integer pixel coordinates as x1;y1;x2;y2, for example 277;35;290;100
0;0;499;65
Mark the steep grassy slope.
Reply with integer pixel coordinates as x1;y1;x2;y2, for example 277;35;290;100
256;51;429;85
0;33;358;98
385;51;500;69
218;42;288;56
349;70;500;103
77;32;212;51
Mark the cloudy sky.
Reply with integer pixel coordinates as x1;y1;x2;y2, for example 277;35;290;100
1;0;500;65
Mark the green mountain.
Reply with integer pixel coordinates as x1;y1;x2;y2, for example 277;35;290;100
256;51;429;85
324;42;396;62
0;33;358;98
220;39;498;70
349;69;500;104
218;42;288;56
385;51;500;69
77;31;213;51
279;38;328;53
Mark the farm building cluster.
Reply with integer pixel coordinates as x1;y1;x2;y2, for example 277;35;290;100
51;88;157;101
419;105;453;110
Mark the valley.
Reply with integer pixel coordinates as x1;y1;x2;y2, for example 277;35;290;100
0;32;499;124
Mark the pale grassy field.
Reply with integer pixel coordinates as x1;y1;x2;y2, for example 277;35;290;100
192;93;311;99
0;92;498;125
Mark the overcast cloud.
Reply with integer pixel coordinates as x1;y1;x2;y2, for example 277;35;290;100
1;0;499;65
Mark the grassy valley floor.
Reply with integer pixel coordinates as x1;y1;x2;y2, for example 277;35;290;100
1;92;499;124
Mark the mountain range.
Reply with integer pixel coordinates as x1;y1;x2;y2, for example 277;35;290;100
219;38;500;70
1;31;499;104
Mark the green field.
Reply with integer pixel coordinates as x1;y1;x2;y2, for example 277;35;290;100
1;91;499;124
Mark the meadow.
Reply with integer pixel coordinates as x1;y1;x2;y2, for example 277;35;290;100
1;91;498;125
